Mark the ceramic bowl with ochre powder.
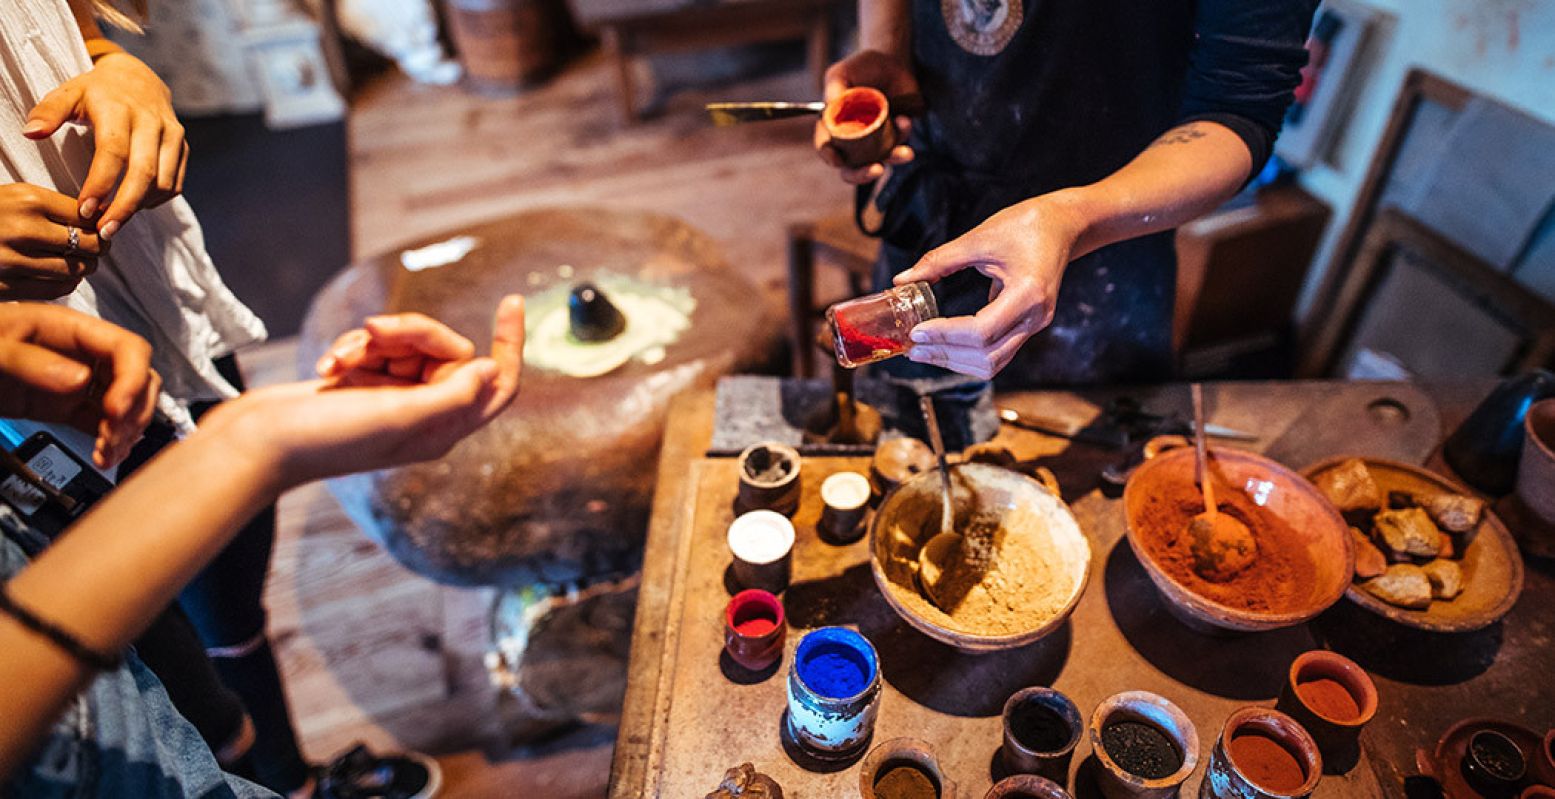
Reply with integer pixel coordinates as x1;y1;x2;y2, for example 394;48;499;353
869;462;1091;653
1124;446;1352;633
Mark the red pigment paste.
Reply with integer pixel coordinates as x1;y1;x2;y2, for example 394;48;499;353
735;617;777;636
1227;731;1306;794
1295;677;1360;721
835;314;903;365
830;93;884;137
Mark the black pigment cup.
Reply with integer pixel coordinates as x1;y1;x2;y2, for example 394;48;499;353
1462;729;1526;797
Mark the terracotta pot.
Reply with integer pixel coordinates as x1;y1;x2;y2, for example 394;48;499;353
1537;729;1555;787
1514;399;1555;557
723;589;785;671
1201;707;1322;799
1089;691;1200;799
823;87;897;169
1123;446;1352;634
859;737;957;799
1003;687;1083;784
1275;650;1378;774
986;773;1072;799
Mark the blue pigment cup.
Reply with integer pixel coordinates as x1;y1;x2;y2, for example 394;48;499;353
786;627;881;760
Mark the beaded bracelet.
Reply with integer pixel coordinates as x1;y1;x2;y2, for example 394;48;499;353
0;585;122;672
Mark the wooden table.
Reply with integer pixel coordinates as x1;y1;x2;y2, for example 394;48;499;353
609;380;1555;798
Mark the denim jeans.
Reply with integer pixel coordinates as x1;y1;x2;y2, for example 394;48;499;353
1;511;275;799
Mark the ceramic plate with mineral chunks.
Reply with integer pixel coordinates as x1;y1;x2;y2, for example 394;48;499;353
1303;457;1524;633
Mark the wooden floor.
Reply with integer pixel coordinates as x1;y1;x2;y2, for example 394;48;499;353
248;50;848;797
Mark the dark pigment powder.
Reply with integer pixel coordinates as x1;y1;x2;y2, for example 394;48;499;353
1227;730;1306;793
799;642;871;698
1468;731;1526;781
1101;721;1182;780
1295;677;1360;721
1011;701;1072;753
835;315;902;364
873;762;938;799
743;447;793;483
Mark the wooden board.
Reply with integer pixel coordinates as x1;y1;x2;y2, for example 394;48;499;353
628;456;1386;797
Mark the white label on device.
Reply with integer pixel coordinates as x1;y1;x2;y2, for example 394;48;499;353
0;444;82;515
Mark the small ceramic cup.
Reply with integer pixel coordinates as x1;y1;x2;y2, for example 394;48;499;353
724;589;785;671
1536;729;1555;787
1275;650;1378;774
859;737;956;799
737;442;802;515
1003;687;1084;784
1089;691;1200;799
787;627;881;762
822;86;897;169
1462;729;1527;798
728;510;795;593
1514;399;1555;557
986;773;1072;799
1201;708;1321;799
820;471;872;544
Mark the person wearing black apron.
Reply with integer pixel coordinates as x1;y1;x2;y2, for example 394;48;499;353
815;0;1317;448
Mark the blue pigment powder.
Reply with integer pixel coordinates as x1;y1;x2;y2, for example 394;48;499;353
800;642;872;698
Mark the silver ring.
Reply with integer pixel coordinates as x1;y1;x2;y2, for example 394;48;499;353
65;226;80;255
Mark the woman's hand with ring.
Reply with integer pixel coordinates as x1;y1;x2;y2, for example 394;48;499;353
0;183;104;301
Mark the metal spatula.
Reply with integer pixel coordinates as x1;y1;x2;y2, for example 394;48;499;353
705;101;827;126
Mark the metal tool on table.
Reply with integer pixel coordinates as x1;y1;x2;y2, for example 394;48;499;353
997;400;1256;450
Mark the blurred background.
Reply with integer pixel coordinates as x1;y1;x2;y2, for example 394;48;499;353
108;0;1555;795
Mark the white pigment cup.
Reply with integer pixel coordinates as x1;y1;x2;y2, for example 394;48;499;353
728;510;796;593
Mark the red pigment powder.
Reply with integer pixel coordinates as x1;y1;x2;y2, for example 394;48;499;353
1133;479;1317;612
835;315;903;365
830;94;884;137
1295;677;1360;721
1227;731;1306;794
735;617;777;636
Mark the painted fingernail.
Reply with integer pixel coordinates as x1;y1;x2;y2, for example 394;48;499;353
79;198;98;219
99;220;120;240
22;120;47;136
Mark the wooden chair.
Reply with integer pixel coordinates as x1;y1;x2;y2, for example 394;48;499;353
786;210;879;377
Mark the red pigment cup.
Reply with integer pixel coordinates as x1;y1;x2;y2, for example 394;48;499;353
822;86;895;169
1204;707;1322;799
1275;650;1378;775
724;589;785;671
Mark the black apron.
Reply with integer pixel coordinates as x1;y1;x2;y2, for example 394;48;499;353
870;0;1196;389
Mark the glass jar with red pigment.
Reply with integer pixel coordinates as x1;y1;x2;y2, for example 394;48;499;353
826;282;939;368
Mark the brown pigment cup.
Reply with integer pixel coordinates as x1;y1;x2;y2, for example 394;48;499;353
1275;650;1378;774
738;442;802;515
1003;687;1083;784
1202;708;1322;799
1463;729;1527;798
822;86;896;169
724;589;785;671
986;773;1073;799
1089;691;1199;799
859;737;957;799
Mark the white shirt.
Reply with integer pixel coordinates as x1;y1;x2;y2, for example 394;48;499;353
1;0;267;436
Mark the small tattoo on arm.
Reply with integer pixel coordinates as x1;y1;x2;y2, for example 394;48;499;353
1149;126;1208;148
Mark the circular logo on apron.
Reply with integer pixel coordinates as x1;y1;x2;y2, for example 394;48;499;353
941;0;1022;56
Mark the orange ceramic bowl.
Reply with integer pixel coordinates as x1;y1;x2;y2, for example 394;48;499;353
1123;446;1352;633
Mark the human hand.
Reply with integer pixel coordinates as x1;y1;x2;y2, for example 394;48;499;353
813;50;918;185
24;51;187;241
893;197;1090;380
0;304;159;467
206;295;525;488
0;183;104;301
